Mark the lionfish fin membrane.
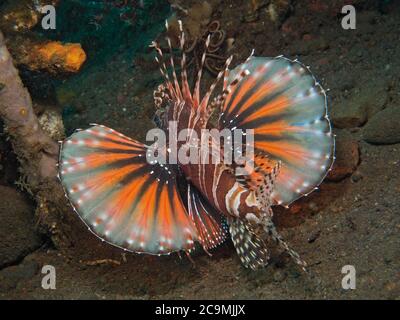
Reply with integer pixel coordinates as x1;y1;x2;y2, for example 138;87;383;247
234;151;278;193
59;125;199;255
254;161;281;212
228;217;269;270
220;56;334;206
186;184;228;251
261;215;308;272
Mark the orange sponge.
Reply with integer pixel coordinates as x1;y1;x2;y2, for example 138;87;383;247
35;42;86;72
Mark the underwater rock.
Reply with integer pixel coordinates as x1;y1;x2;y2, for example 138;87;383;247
0;0;59;33
0;1;83;74
0;186;43;269
0;134;18;186
291;37;329;56
327;130;360;182
165;3;215;49
363;106;400;145
273;269;287;282
331;98;367;129
0;0;39;32
331;81;388;128
351;170;363;183
307;0;372;17
0;259;39;292
55;86;78;107
359;81;389;119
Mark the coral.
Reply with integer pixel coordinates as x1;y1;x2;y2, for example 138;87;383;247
14;174;34;196
34;41;87;73
185;1;213;39
38;109;65;141
267;0;292;24
184;20;228;76
0;30;58;186
162;4;228;76
242;0;269;22
0;29;81;252
8;36;87;74
1;0;86;74
241;0;292;24
0;0;40;32
0;0;59;32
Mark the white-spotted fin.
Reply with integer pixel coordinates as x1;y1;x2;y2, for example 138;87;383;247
229;218;269;270
261;214;308;272
59;125;199;255
186;184;228;251
220;56;334;206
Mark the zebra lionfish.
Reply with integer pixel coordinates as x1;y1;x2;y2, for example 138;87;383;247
59;21;334;271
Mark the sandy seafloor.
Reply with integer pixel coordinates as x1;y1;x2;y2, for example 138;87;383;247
0;0;399;299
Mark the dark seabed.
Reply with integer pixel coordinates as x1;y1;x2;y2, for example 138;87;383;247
0;0;399;299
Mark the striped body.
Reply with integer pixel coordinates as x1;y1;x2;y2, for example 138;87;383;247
162;99;259;221
182;152;259;221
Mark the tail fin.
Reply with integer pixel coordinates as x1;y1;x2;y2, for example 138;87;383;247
219;56;334;206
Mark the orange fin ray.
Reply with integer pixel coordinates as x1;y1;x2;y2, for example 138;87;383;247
220;56;334;206
59;125;199;255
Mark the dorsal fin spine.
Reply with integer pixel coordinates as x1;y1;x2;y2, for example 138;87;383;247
200;55;233;114
151;41;177;100
178;20;192;102
165;20;183;102
218;68;250;125
193;35;211;108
